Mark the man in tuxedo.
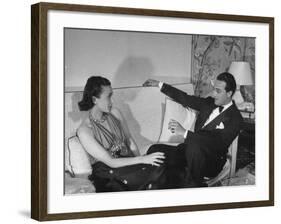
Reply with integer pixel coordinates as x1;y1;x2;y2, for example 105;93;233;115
143;72;243;187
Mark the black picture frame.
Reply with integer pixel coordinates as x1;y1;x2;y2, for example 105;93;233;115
31;2;274;221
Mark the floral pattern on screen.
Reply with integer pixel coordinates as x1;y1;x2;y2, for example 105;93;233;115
191;35;255;104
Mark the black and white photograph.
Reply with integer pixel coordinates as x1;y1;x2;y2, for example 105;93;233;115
64;29;256;194
2;0;281;223
30;2;274;221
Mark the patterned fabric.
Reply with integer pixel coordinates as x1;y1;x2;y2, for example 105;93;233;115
191;35;255;101
88;113;134;159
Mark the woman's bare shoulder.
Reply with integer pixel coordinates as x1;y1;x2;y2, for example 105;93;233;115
77;118;92;137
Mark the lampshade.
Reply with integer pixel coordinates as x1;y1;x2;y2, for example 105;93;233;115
228;61;253;86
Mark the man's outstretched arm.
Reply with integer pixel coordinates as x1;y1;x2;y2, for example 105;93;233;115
143;79;210;111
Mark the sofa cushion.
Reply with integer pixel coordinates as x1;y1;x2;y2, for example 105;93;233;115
158;98;197;143
65;136;92;176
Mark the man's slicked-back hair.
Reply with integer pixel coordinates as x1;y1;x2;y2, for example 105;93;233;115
217;72;237;97
78;76;111;111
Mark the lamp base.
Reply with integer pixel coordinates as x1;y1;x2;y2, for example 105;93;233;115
233;90;244;107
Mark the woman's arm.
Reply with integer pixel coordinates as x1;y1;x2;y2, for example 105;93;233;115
111;108;140;156
77;124;164;168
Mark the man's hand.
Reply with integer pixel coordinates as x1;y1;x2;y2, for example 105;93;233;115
168;119;186;136
142;79;160;87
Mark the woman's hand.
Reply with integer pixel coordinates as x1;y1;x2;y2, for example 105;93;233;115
168;119;186;136
142;79;160;87
141;152;165;166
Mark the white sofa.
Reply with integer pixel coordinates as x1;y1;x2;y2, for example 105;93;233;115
64;84;238;194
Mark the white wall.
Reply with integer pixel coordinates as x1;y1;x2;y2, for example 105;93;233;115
1;0;280;224
65;29;192;89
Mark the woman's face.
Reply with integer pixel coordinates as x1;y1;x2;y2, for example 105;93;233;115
94;85;113;113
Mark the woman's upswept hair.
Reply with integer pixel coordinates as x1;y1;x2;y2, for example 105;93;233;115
78;76;111;111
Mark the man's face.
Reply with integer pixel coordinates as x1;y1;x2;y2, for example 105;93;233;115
211;80;232;106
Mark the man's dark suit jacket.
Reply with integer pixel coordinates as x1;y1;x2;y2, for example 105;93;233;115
161;83;243;179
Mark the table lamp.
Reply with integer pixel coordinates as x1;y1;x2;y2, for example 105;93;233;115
228;61;253;106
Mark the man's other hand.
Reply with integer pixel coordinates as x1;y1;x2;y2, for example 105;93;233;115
168;119;186;136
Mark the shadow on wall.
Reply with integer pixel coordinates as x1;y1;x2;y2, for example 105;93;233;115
113;56;156;88
113;56;155;148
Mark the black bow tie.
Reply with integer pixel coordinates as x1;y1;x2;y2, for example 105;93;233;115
218;106;224;113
